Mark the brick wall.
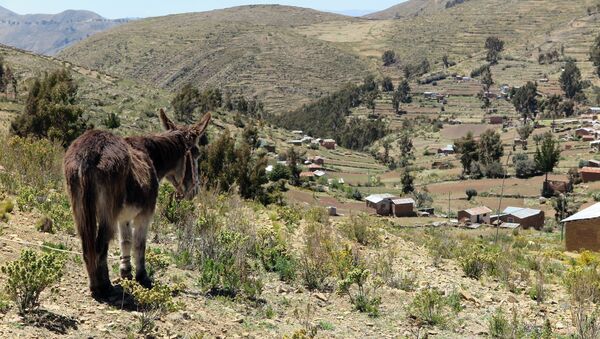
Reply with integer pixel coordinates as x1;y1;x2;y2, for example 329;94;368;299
566;218;600;252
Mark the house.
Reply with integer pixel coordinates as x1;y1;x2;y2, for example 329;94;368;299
591;140;600;152
576;128;596;137
562;202;600;251
288;139;302;146
588;160;600;168
583;135;597;142
313;170;326;177
431;161;451;170
514;139;528;148
489;116;504;124
365;194;398;216
291;130;303;135
580;167;600;183
458;206;492;224
391;198;416;217
301;136;314;144
321;139;337;150
257;139;276;153
500;207;545;230
437;145;455;155
308;164;322;171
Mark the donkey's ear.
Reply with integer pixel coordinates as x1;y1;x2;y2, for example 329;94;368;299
192;113;211;136
159;108;176;130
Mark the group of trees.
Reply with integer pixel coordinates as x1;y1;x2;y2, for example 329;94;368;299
455;130;505;179
10;69;89;147
274;76;392;151
171;84;264;122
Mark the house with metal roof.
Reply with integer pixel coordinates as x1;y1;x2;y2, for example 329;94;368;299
562;202;600;252
391;198;416;217
365;194;398;216
499;207;545;230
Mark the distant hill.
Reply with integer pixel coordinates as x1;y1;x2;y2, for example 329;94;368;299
58;5;370;114
364;0;452;19
0;5;129;55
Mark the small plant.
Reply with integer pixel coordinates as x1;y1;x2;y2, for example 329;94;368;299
337;267;382;317
488;307;509;338
145;248;171;279
460;250;488;280
102;112;121;129
1;249;65;314
300;221;335;291
121;280;178;334
0;199;14;222
0;291;10;313
256;225;296;282
408;287;448;326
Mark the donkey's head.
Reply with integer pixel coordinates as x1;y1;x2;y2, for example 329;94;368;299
159;109;211;200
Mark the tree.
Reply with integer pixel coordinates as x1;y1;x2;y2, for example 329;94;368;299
171;84;200;122
511;81;538;121
412;187;433;208
560;99;575;117
365;90;378;114
381;77;394;92
517;123;534;142
478;129;503;166
287;147;301;186
363;75;377;92
10;69;89;147
466;189;478;201
401;170;414;194
442;54;450;69
455;132;479;175
235;143;268;201
392;80;412;114
397;131;415;168
485;36;505;64
268;163;290;182
481;66;493;92
534;132;561;183
590;34;600;77
545;94;561;126
560;59;583;99
513;153;538;178
242;124;259;149
382;50;396;66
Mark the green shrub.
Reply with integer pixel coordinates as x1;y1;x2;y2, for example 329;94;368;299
256;225;296;282
342;214;380;246
1;249;65;313
488;307;509;338
465;188;478;201
145;248;171;279
408;287;448;326
300;221;335;291
121;280;178;334
275;205;302;229
0;199;14;221
102;112;121;129
337;267;382;317
460;246;496;280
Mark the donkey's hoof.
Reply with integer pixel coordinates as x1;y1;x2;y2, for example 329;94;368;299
136;275;153;289
120;268;133;280
91;284;115;301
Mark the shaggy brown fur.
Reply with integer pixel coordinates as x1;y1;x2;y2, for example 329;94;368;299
64;111;210;299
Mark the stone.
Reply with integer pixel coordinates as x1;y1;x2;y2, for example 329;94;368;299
314;293;328;302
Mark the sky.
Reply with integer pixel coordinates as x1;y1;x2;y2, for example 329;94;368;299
0;0;406;19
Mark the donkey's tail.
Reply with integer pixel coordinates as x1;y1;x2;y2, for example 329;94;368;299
70;168;98;279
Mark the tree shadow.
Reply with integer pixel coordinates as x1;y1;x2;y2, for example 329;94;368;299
24;309;78;335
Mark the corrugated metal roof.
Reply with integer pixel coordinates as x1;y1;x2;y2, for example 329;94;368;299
463;206;492;215
503;207;542;219
365;194;397;204
581;167;600;174
391;198;415;205
562;202;600;222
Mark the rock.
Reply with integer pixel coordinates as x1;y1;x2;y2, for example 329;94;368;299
37;217;53;233
234;318;244;324
366;322;374;327
556;322;565;329
314;293;328;302
276;285;288;294
460;290;480;304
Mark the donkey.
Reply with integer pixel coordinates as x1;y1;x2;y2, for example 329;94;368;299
64;109;210;299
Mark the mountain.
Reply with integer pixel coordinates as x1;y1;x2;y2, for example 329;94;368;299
0;5;129;55
364;0;450;19
58;5;370;114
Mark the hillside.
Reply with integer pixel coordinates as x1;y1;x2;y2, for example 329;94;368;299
0;6;128;55
58;5;369;114
0;43;171;133
364;0;452;19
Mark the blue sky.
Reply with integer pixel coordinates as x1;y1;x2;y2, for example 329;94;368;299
0;1;406;18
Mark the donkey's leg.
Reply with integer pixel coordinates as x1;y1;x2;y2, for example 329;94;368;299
133;213;153;288
93;218;116;298
118;221;133;280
